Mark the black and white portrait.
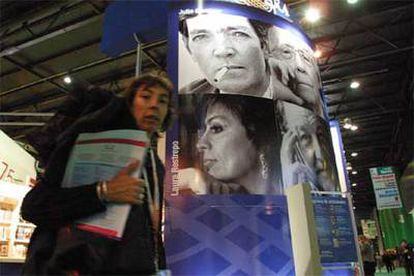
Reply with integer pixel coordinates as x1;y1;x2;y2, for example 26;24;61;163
178;11;326;118
277;101;339;192
268;27;324;118
178;12;273;98
177;94;283;195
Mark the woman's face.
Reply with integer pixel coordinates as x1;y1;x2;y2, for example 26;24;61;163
131;84;169;134
196;103;258;182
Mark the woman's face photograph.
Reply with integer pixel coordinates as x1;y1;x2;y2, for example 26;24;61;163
196;103;259;182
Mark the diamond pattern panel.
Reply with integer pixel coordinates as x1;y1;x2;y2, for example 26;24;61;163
165;195;294;275
164;229;200;256
225;225;264;252
168;248;231;276
257;245;291;274
196;208;234;232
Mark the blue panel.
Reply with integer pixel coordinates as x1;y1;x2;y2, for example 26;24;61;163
257;245;292;274
225;225;265;251
101;0;313;57
322;263;355;276
101;0;168;57
164;228;200;255
196;208;234;232
169;248;232;275
165;196;294;275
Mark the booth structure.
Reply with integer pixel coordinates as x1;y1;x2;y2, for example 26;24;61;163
0;0;363;275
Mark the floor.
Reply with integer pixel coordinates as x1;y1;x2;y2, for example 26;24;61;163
376;267;407;275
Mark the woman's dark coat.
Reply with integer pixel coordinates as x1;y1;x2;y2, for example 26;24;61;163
21;87;165;275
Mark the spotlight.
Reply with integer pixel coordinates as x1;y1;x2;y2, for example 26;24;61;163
351;152;358;157
352;171;358;175
350;81;360;89
63;76;72;84
347;0;358;4
314;49;322;58
352;183;357;187
305;7;321;23
350;125;358;131
344;123;352;129
346;165;353;171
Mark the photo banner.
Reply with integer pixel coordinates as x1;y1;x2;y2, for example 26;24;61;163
369;166;402;210
164;1;341;274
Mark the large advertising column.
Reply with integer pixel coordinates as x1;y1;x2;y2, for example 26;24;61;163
164;1;340;274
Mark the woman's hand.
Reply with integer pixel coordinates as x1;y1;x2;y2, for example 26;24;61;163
104;161;146;205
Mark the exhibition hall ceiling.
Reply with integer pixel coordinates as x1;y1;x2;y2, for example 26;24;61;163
0;0;412;214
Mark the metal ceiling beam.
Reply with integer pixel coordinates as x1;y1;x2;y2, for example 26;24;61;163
0;39;166;97
0;15;101;57
310;4;413;43
0;38;101;78
322;68;389;86
86;0;103;14
353;20;399;49
0;112;54;116
0;122;45;126
324;76;399;95
319;46;414;70
327;93;396;107
0;0;85;39
1;58;158;112
2;56;68;94
330;107;407;120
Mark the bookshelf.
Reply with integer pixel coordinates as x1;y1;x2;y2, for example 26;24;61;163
0;182;34;263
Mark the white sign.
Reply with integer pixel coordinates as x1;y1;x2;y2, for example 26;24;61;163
369;167;402;210
221;0;290;18
0;130;36;185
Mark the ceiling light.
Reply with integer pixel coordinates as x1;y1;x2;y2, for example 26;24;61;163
352;171;358;175
351;152;358;157
353;206;356;210
343;123;352;129
346;165;352;171
347;0;358;4
352;183;357;187
350;125;358;131
63;76;72;84
314;49;322;58
305;7;321;23
350;81;360;89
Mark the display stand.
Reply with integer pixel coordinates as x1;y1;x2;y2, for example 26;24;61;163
286;183;322;276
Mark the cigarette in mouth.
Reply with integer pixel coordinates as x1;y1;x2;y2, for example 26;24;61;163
214;66;229;82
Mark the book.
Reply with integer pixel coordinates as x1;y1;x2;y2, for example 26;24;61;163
61;129;149;239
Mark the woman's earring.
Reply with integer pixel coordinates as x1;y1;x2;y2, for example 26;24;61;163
260;153;269;180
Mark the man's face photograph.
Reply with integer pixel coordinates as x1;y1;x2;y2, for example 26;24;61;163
269;27;321;107
184;13;268;94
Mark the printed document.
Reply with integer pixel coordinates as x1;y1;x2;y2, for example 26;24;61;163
61;129;149;239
